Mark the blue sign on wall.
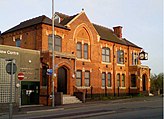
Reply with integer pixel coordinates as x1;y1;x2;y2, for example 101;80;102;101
47;69;53;75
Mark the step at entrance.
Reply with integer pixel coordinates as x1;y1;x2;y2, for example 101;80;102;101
63;95;82;104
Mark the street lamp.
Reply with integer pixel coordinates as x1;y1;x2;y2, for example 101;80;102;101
52;0;55;107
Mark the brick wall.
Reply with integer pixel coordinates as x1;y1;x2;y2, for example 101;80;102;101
1;12;150;106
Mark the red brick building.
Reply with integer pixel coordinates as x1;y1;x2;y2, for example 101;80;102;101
1;11;150;106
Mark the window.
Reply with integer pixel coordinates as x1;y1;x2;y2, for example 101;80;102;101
76;70;82;86
16;38;21;47
132;52;138;65
85;71;90;87
77;42;82;58
84;44;88;59
102;72;106;87
117;50;124;64
48;35;53;50
42;66;47;86
55;35;62;51
131;74;136;87
107;73;111;87
102;47;110;62
122;74;125;87
117;73;121;87
48;35;62;52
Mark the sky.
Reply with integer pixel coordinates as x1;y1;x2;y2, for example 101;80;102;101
0;0;163;74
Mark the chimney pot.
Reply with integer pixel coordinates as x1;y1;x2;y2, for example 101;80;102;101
113;26;123;38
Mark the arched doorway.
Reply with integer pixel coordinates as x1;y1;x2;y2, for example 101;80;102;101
57;67;67;94
142;74;147;91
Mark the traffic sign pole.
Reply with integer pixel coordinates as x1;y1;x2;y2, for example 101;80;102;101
18;80;21;111
9;60;13;119
5;59;17;119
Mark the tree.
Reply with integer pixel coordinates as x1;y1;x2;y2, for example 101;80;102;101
150;73;163;94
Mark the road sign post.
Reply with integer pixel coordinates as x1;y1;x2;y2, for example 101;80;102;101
17;72;24;111
6;59;17;119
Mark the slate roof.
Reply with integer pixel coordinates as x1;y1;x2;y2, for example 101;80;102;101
93;23;141;48
2;15;69;34
2;12;141;49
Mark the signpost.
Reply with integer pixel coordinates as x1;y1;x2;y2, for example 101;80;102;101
17;72;24;111
6;59;17;119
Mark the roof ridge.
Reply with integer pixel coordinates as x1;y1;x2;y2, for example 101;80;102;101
92;23;113;32
20;15;46;25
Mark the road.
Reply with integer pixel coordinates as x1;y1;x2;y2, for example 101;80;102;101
1;96;163;119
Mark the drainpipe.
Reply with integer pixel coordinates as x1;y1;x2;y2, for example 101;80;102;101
128;46;130;95
74;58;77;93
113;43;116;96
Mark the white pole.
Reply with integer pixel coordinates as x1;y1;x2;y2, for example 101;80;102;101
52;0;55;107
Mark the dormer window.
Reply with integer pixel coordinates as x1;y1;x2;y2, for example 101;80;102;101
54;14;60;23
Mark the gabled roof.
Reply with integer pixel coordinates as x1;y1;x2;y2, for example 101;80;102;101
55;12;141;49
2;12;141;49
2;15;69;35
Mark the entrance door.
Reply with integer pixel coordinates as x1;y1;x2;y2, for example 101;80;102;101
142;74;146;91
57;67;67;94
21;81;40;105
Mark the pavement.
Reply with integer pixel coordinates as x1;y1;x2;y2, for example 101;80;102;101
0;96;162;117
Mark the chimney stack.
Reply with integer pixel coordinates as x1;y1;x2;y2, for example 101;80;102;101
113;26;122;38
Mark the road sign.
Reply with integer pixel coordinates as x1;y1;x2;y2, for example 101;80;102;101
6;62;17;75
47;69;53;75
18;72;24;80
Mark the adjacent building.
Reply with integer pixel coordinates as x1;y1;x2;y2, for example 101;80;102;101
0;10;150;106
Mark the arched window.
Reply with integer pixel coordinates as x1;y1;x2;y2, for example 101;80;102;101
102;47;110;62
117;50;124;64
48;35;62;52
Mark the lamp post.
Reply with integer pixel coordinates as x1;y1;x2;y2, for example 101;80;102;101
52;0;55;107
